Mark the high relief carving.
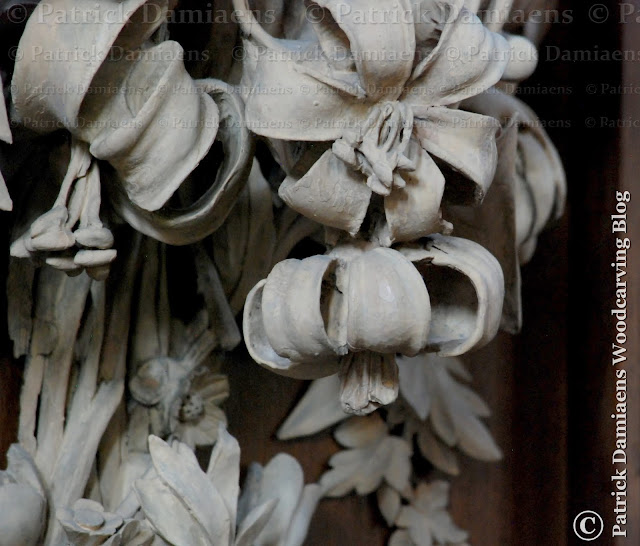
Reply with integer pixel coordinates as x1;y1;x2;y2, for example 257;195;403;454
0;0;565;544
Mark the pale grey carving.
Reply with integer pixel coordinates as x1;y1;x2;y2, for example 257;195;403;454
0;0;565;544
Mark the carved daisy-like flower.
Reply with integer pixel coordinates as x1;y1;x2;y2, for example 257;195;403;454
171;367;230;448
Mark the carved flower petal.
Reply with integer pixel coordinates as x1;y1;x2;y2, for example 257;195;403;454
405;0;509;107
279;150;372;236
402;234;504;356
462;89;566;262
12;0;168;134
243;272;342;381
243;39;372;141
502;34;538;81
412;106;500;206
0;74;12;212
302;0;416;102
380;138;445;245
444;121;522;333
89;41;219;212
346;248;431;355
263;255;346;358
0;171;12;213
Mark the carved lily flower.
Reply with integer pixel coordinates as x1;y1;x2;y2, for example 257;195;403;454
57;499;124;546
237;0;535;244
12;0;253;247
244;235;503;414
462;89;566;263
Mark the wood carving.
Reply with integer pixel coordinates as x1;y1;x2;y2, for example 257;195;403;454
0;0;565;544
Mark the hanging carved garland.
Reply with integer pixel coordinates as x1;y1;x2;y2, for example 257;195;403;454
0;1;565;545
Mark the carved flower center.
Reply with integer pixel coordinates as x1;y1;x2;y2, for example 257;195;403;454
179;393;205;422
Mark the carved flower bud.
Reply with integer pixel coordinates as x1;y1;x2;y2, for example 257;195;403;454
502;34;538;82
129;358;171;406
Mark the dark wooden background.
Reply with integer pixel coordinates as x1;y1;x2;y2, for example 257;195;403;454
1;1;639;544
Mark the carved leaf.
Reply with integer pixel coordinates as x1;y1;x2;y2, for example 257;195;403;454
255;453;305;545
277;376;349;440
394;481;469;546
282;484;322;546
206;426;241;540
320;414;412;497
236;453;320;546
0;73;10;145
234;499;278;546
147;436;231;545
398;354;501;464
135;474;210;546
377;484;402;527
103;519;156;546
415;427;460;477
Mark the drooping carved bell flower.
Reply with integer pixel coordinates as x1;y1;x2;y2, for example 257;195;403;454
235;0;538;245
244;235;503;414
